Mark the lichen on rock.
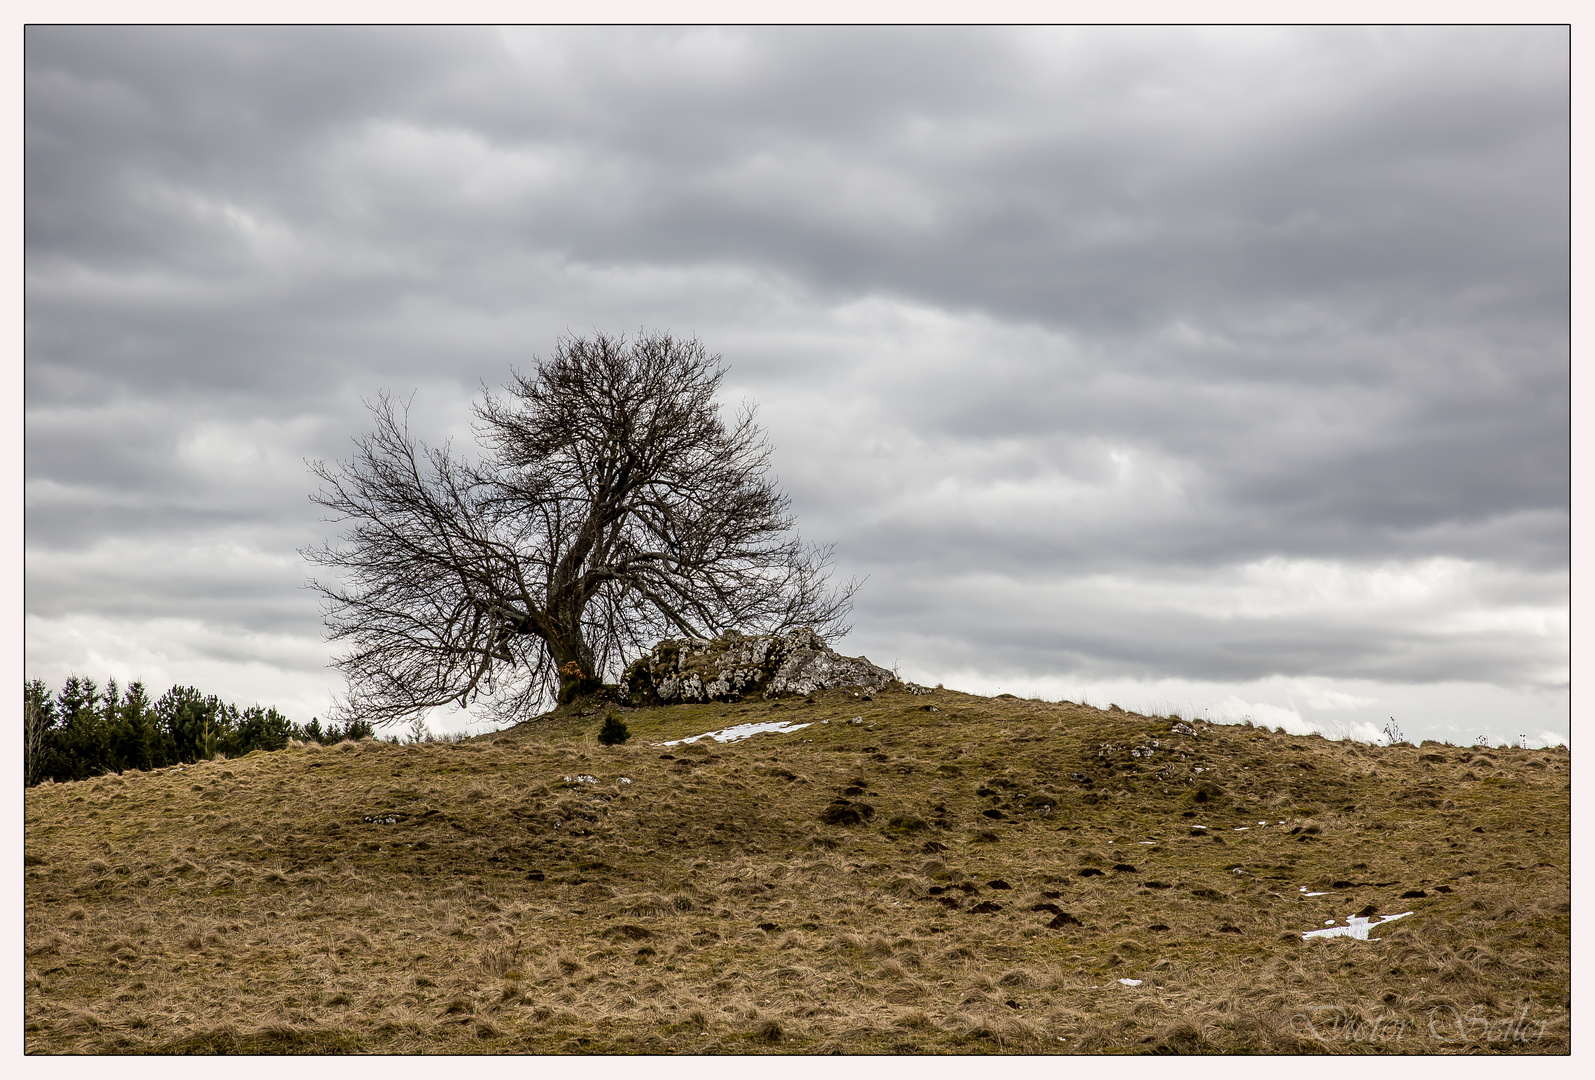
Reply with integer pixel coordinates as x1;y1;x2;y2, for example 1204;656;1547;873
618;627;913;706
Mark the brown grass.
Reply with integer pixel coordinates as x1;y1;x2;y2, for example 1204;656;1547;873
23;690;1569;1054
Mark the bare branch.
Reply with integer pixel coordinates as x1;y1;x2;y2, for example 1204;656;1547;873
303;333;856;727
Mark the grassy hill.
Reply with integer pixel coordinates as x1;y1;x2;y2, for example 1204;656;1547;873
23;688;1570;1055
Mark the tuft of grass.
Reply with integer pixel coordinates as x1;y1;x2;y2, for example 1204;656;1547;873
598;711;630;746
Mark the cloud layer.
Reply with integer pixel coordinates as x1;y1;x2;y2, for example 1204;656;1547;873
25;27;1569;742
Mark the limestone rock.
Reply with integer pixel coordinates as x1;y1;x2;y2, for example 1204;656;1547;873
618;627;912;706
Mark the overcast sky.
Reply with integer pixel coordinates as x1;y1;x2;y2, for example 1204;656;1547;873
24;25;1570;745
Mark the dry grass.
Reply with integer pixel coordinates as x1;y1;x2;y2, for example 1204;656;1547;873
23;690;1569;1054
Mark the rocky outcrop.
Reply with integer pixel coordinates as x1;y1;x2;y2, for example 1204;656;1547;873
618;627;918;706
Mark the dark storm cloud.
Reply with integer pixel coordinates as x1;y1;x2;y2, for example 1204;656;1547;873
24;26;1569;726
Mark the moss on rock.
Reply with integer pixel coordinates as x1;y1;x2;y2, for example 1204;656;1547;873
618;627;911;706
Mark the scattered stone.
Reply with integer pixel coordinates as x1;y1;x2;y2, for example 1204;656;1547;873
969;901;1003;914
1048;912;1083;928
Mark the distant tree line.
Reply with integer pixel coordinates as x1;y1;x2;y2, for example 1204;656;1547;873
22;676;376;787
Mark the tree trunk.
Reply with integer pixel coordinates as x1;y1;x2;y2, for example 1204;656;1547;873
546;600;599;704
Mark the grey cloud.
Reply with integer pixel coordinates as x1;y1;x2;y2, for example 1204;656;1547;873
26;550;314;636
848;563;1568;688
23;26;1568;734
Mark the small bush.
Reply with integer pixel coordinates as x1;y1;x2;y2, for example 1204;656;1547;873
598;712;630;746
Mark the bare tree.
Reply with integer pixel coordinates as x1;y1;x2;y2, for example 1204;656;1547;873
23;695;48;788
305;331;857;727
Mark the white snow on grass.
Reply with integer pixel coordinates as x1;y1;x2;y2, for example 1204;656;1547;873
1301;912;1413;941
659;720;814;746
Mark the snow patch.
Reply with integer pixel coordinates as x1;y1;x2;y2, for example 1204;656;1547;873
659;720;814;746
1302;912;1413;941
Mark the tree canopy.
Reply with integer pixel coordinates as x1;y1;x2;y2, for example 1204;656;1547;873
20;676;335;786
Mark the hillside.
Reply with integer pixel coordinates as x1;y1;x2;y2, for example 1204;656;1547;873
23;688;1570;1054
